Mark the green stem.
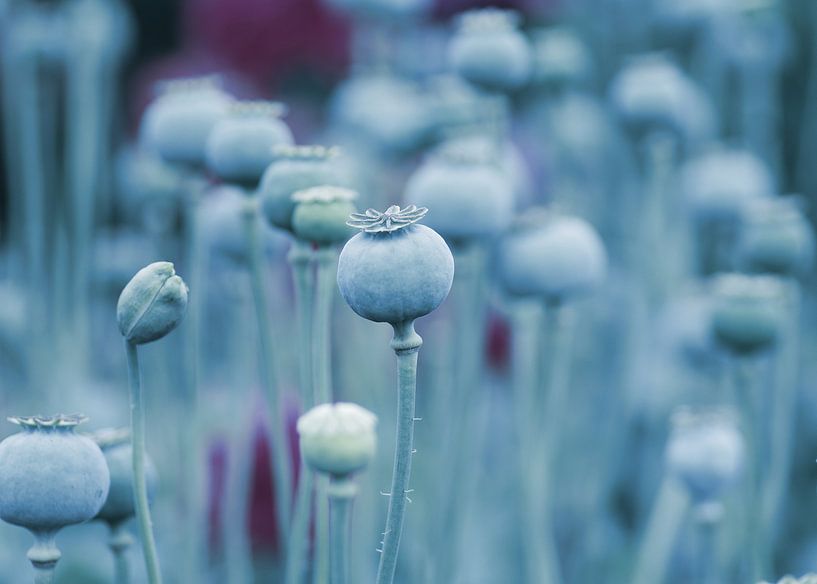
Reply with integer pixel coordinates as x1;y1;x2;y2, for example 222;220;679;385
242;197;292;553
312;248;338;584
285;467;315;584
28;531;60;584
633;477;689;584
125;341;163;584
328;478;357;584
376;321;422;584
108;521;134;584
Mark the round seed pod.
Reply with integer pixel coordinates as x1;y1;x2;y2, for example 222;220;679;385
530;27;592;89
291;185;358;246
497;209;607;302
0;415;110;532
682;148;773;221
739;197;815;276
404;140;514;244
338;205;454;324
205;100;294;187
710;273;784;354
140;76;232;168
117;261;189;345
259;146;344;234
448;9;532;92
297;403;377;477
666;407;744;503
91;428;158;526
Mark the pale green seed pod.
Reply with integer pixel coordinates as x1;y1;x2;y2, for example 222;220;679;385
297;403;377;477
117;262;188;345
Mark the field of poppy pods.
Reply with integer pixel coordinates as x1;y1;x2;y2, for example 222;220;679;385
1;0;817;583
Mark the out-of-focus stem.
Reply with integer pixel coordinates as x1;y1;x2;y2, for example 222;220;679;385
28;531;60;584
328;478;357;584
633;477;689;584
108;521;134;584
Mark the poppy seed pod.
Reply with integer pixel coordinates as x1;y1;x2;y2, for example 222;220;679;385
140;76;232;168
665;408;744;503
739;197;815;276
117;261;188;345
259;145;344;233
448;9;532;92
291;185;358;246
530;27;592;89
761;575;817;584
0;415;110;531
297;403;377;477
337;205;454;324
682;148;773;221
497;210;607;302
205;101;294;187
91;429;159;526
404;141;515;243
710;273;784;354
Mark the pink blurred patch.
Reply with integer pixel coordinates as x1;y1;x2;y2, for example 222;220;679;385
486;309;511;373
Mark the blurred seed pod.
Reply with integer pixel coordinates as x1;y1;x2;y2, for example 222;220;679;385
710;272;785;354
447;8;532;92
205;100;294;187
739;197;815;277
291;185;358;246
297;402;377;477
529;26;593;90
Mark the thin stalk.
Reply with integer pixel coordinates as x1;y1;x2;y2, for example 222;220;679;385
242;197;292;553
108;521;134;584
312;248;338;584
125;341;163;584
28;530;60;584
285;240;317;584
328;478;357;584
376;321;422;584
223;422;253;584
633;477;690;584
692;502;723;584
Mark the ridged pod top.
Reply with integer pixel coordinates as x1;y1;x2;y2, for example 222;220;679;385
154;75;223;96
271;144;340;162
9;414;87;430
292;185;358;204
347;205;428;233
228;100;287;118
456;8;520;32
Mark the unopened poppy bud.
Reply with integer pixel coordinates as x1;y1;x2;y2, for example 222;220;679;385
117;262;188;345
297;403;377;477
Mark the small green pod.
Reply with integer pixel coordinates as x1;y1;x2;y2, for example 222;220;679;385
291;185;358;246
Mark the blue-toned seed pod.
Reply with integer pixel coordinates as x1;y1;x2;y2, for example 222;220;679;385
297;403;377;477
140;76;233;168
291;185;358;246
0;415;110;531
259;145;344;233
530;27;593;89
338;205;454;324
117;261;188;345
761;575;817;584
205;101;294;187
447;9;532;92
710;273;784;354
404;141;514;244
682;148;773;221
609;53;714;146
91;429;158;525
497;209;607;302
739;197;815;276
329;74;432;153
665;407;744;503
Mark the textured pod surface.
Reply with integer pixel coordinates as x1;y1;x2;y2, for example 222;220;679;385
498;214;607;301
259;157;341;232
338;222;454;324
140;81;232;167
0;418;110;531
405;155;514;242
205;105;294;185
117;261;189;345
95;438;158;525
297;402;377;476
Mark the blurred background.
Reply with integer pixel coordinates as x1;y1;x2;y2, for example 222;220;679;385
0;0;816;583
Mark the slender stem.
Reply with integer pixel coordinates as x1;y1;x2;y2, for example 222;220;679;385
328;478;357;584
285;466;315;584
242;197;292;552
632;477;689;584
376;321;422;584
314;474;330;584
692;502;723;584
125;341;163;584
223;422;252;584
286;240;317;584
108;521;134;584
28;531;60;584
